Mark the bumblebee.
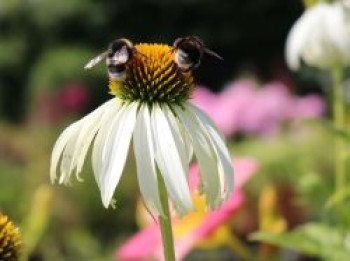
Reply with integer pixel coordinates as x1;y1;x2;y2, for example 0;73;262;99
84;38;136;80
172;36;223;71
84;36;222;78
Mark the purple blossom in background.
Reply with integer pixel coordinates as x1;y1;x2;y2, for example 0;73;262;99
191;79;325;137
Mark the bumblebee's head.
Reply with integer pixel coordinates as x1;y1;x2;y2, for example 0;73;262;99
85;37;221;105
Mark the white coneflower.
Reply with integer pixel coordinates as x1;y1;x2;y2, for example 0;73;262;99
50;40;233;217
286;1;350;70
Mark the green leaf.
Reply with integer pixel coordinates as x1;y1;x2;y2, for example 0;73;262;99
250;223;350;261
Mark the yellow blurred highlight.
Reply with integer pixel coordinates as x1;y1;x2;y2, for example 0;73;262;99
258;185;287;261
173;193;206;238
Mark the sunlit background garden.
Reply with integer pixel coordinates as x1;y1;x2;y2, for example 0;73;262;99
1;0;350;260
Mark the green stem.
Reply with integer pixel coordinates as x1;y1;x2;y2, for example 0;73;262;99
332;67;345;217
157;171;176;261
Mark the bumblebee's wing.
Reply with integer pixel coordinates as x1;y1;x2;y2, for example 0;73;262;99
84;51;108;70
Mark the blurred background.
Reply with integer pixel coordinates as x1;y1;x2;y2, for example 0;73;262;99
0;0;348;260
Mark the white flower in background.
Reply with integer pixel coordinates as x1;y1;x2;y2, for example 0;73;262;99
50;39;233;216
286;1;350;70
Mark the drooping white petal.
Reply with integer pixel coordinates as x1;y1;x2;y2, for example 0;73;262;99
171;110;194;163
183;128;194;163
175;106;221;209
50;99;117;184
75;100;118;176
92;99;122;185
62;100;115;183
59;126;81;184
50;121;81;183
163;107;191;176
151;104;193;215
188;104;233;201
133;105;164;216
99;103;137;208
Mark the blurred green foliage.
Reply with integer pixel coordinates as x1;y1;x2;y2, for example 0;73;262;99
252;223;350;261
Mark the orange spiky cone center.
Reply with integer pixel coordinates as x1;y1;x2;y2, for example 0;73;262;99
109;44;194;105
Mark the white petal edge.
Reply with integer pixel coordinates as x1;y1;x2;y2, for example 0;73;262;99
99;103;138;208
92;99;122;186
133;105;164;216
151;104;194;216
50;121;81;183
163;107;191;177
174;106;221;209
187;103;233;201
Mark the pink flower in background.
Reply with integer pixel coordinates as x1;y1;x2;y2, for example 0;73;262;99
58;83;90;113
116;158;259;261
191;79;324;137
192;80;256;136
238;82;293;135
35;91;62;125
34;83;90;125
287;94;325;119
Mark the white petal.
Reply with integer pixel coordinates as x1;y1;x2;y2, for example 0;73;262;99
151;104;193;216
163;107;190;176
92;99;121;185
187;104;233;201
285;3;327;70
175;106;220;209
50;99;116;184
99;103;138;208
183;129;194;163
173;112;193;163
59;126;81;184
285;11;311;70
285;3;350;69
65;100;114;183
324;3;350;65
50;121;81;183
133;105;164;216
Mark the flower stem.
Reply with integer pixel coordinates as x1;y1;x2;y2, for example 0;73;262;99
332;67;345;217
157;171;176;261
